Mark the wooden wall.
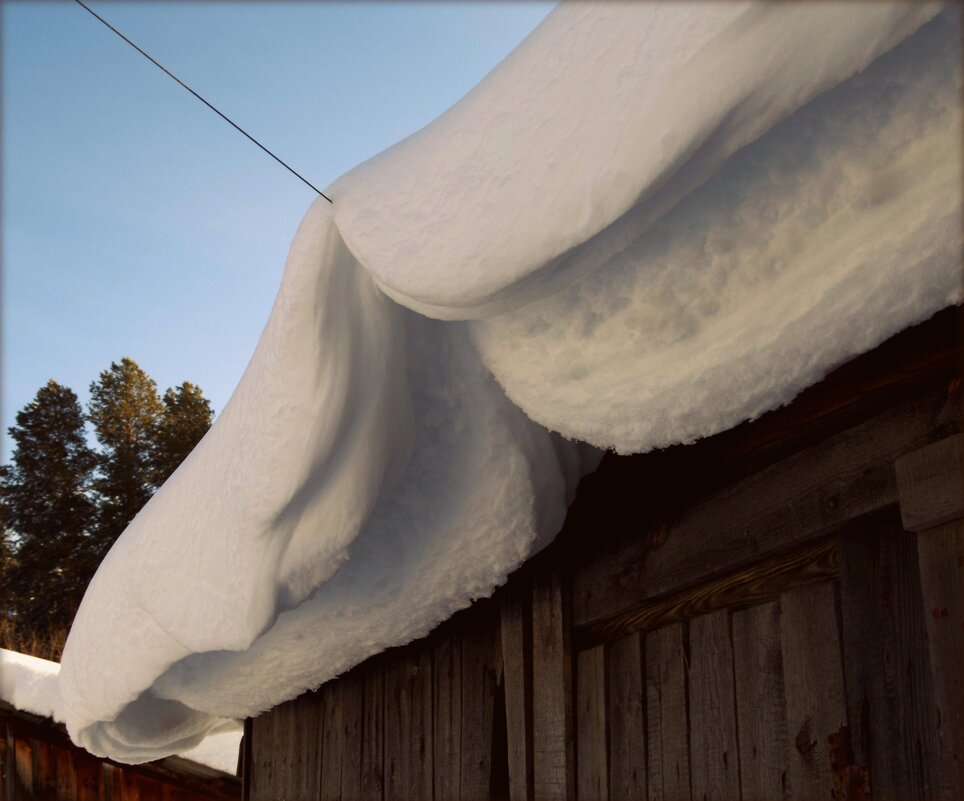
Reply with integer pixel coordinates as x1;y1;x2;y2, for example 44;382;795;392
0;704;241;801
246;307;963;801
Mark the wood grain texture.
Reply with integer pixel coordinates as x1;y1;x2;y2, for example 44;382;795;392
915;519;964;799
361;667;385;801
573;388;958;628
337;675;363;801
434;635;461;801
688;610;740;801
576;537;838;649
384;648;433;801
840;507;942;801
320;683;343;801
501;586;534;801
461;621;503;801
732;601;788;801
779;582;848;801
896;433;964;531
13;739;31;799
54;746;77;800
575;646;607;801
645;623;690;801
532;567;575;801
606;634;646;801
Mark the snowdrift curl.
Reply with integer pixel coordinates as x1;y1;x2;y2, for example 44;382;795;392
59;1;960;764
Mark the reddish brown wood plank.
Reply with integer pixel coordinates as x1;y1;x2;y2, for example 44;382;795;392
896;433;964;531
361;666;385;801
434;634;462;801
688;610;740;801
501;585;534;801
13;738;32;799
915;519;964;799
779;582;848;801
32;739;55;799
75;754;101;801
575;646;607;801
53;746;77;800
461;618;503;801
732;601;789;801
645;623;690;801
606;633;645;801
531;566;575;801
840;507;942;801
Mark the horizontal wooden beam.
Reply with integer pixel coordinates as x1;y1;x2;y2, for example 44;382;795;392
896;432;964;532
574;537;838;651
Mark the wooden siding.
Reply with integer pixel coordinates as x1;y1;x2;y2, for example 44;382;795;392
246;307;963;800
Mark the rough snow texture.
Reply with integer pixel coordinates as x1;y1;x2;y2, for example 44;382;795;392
58;1;960;765
0;650;241;773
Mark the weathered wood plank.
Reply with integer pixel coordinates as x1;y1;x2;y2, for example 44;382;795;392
531;566;575;801
732;601;788;801
33;739;54;799
501;586;533;801
779;582;848;801
339;674;364;801
320;683;343;801
384;648;433;801
462;620;503;801
361;666;385;801
575;537;838;649
75;753;101;801
13;739;31;799
896;433;964;531
434;634;462;801
915;519;964;799
645;623;690;801
54;746;77;800
606;633;645;801
688;610;740;801
840;507;942;801
574;388;958;628
575;646;607;801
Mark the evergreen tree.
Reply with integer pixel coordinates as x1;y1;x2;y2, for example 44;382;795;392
88;358;163;550
153;381;213;485
0;381;97;633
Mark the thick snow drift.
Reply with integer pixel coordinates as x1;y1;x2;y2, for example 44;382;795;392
58;1;960;765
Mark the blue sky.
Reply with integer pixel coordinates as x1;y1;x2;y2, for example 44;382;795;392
1;0;555;459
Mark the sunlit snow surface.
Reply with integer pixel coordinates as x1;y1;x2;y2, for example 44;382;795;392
60;2;960;763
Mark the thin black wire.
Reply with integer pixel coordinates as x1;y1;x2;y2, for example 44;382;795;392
72;0;332;203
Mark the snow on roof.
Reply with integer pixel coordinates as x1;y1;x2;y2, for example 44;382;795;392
0;649;241;774
58;1;960;765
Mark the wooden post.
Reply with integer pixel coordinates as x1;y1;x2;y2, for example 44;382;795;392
896;433;964;800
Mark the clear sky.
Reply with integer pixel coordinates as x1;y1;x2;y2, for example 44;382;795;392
1;0;555;460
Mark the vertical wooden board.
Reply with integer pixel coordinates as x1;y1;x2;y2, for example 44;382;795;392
53;747;77;800
575;646;607;801
645;623;690;801
320;683;344;801
779;582;848;801
33;739;55;799
916;519;964;800
501;586;534;801
361;665;385;801
247;712;273;801
75;754;101;801
434;635;461;801
121;768;142;801
340;674;364;801
13;738;32;799
732;601;789;801
136;775;162;801
531;566;575;801
840;508;942;800
384;648;433;801
607;633;645;801
688;610;740;801
462;620;503;801
0;726;7;801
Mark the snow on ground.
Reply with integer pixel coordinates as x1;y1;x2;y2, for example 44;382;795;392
0;649;241;773
57;1;960;764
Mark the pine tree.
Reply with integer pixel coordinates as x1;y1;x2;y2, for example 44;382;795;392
153;382;213;485
0;381;97;635
88;358;163;551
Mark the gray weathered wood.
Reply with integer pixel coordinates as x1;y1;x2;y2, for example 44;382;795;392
339;675;363;801
896;433;964;531
840;507;942;801
732;601;788;801
532;566;575;801
915;519;964;799
320;683;343;801
501;586;534;801
574;389;958;627
688;610;740;801
606;633;646;801
575;646;607;801
384;648;433;801
645;623;690;801
360;667;385;800
434;634;462;801
779;582;848;801
461;619;503;801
